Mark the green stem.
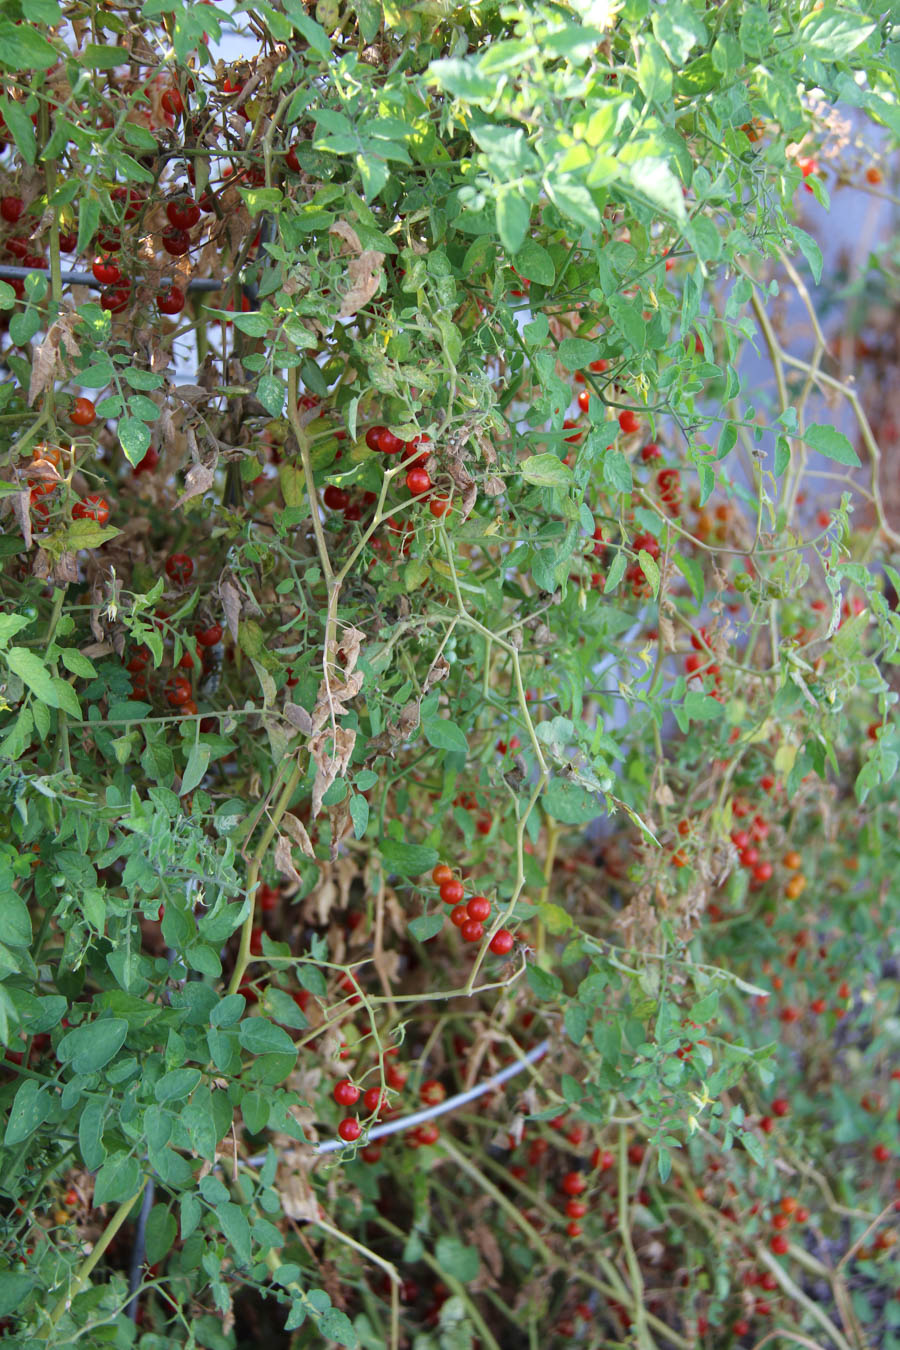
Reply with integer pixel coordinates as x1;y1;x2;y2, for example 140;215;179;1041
36;1183;146;1339
228;757;305;995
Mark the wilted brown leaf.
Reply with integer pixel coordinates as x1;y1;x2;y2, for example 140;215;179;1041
284;702;314;735
338;250;384;318
220;578;242;640
274;832;303;883
176;461;216;508
282;811;315;859
9;491;31;549
329;219;362;253
310;725;356;817
28;314;82;406
423;654;450;694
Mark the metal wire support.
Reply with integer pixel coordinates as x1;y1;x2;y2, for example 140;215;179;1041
0;264;224;291
125;1175;155;1321
246;1038;552;1163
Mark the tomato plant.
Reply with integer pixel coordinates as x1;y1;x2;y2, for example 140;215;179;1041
0;2;898;1349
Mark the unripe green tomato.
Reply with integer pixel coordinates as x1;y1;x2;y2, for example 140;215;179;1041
21;603;39;623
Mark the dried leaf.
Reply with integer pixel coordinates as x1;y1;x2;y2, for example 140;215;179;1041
28;315;81;406
281;811;315;859
423;654;450;694
10;490;32;549
274;832;303;883
338;250;385;318
284;702;314;735
176;461;216;508
220;578;242;641
329;219;362;253
310;670;363;734
310;725;356;817
277;1152;320;1223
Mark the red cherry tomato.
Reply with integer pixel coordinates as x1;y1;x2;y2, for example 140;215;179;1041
72;494;110;526
165;553;194;586
69;397;96;427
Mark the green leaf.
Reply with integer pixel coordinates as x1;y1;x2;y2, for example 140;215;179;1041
521;453;574;488
231;311;271;337
604;550;627;593
219;1202;253;1266
155;1067;202;1102
786;225;823;285
51;677;82;717
57;1018;128;1074
93;1152;140;1206
434;1237;480;1283
83;42;126;68
0;20;58;69
379;839;438;877
603;449;632;495
349;792;369;839
637;35;672;103
123;367;164;390
76;198;101;259
526;965;563;1000
59;648;97;679
421;716;469;754
257;374;285;416
118;417;152;466
5;1078;51;1145
513;240;554;286
282;0;332;57
638;549;660;598
0;1272;34;1318
801;11;874;57
738;5;772;58
238;1017;298;1058
145;1205;178;1263
6;646;58;706
211;994;246;1028
0;892;32;947
316;1307;358;1347
803;424;861;467
2;99;36;165
242;1091;270;1134
626;156;686;225
495;190;530;255
240;187;283;216
427;57;495;103
78;1098;107;1170
543;777;598;824
547;177;602;230
564;1003;588;1044
557;338;599;371
10;309;41;346
674;552;704;604
128;394;161;422
652;4;706;64
408;911;445;942
355;0;381;42
181;740;211;795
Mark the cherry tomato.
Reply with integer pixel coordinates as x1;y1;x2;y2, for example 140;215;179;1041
69;397;96;427
166;196;200;230
165;553;194;586
72;494;110;526
165;675;192;707
195;622;223;647
157;286;185;316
